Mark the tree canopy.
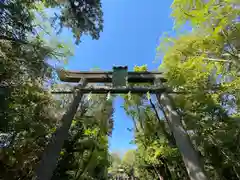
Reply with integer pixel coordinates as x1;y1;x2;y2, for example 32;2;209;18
1;0;240;179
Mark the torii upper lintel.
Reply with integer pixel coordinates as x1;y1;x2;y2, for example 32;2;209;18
57;68;166;84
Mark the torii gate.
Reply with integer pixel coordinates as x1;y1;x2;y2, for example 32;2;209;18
34;66;208;180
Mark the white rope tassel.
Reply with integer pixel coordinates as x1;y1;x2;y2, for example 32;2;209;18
107;92;111;101
87;92;92;101
146;91;151;100
127;91;131;101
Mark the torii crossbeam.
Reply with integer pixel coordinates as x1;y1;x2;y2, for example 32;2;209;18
53;67;167;94
57;68;166;83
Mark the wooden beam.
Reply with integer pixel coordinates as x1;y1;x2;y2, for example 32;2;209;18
50;85;221;95
57;70;166;83
51;87;169;94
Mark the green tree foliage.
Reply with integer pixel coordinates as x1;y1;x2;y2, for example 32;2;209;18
108;152;123;178
109;1;239;178
156;0;240;179
0;0;109;179
108;150;138;180
51;94;114;180
0;0;104;132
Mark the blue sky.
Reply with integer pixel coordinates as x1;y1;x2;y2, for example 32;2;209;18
63;0;175;154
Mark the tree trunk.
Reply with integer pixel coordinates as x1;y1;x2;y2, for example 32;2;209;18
34;79;87;180
155;79;208;180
